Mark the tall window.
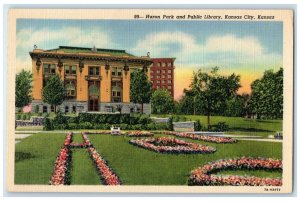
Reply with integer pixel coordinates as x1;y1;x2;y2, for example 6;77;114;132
65;65;77;75
162;63;166;67
89;66;100;75
112;67;122;77
65;80;76;99
111;81;122;102
43;64;56;75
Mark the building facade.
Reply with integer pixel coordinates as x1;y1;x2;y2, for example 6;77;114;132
150;58;175;98
30;46;152;114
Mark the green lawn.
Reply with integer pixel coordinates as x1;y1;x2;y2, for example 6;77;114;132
89;134;282;185
151;114;282;138
14;132;282;185
16;126;44;131
72;133;84;143
15;133;66;184
70;149;100;185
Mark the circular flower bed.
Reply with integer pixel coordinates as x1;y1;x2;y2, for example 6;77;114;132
163;131;237;144
188;157;282;186
126;131;154;137
129;137;216;154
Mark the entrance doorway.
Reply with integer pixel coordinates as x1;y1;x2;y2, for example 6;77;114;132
88;81;100;111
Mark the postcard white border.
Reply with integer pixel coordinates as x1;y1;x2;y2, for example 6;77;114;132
6;8;294;193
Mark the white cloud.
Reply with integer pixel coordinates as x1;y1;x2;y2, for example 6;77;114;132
16;26;114;72
132;31;282;70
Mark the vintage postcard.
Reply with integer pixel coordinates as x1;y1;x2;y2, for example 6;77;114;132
6;8;293;193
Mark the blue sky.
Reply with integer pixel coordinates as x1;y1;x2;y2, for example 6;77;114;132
16;19;283;99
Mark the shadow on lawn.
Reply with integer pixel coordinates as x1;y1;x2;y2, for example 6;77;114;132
228;127;272;132
15;152;36;162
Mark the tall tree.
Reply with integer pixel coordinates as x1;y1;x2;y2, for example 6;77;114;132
190;67;241;128
249;68;283;119
224;94;249;117
15;70;33;110
42;75;65;113
130;70;152;113
151;89;175;114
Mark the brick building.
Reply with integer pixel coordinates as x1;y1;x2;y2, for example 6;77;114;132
30;46;153;114
150;58;175;98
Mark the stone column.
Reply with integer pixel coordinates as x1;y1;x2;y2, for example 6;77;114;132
122;69;130;103
32;59;43;100
100;66;111;102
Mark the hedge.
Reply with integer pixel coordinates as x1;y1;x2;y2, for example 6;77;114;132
43;113;168;131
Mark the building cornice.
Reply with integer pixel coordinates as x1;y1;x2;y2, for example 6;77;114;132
29;51;153;65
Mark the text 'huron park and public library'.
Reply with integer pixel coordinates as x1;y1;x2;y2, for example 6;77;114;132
30;46;175;114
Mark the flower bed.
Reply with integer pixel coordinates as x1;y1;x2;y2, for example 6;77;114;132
163;131;237;144
126;131;154;137
188;157;282;186
50;131;121;185
64;132;73;146
129;137;216;154
87;147;121;185
69;132;92;148
49;147;71;185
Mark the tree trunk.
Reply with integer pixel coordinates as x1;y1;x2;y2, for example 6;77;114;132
207;100;211;130
141;102;144;114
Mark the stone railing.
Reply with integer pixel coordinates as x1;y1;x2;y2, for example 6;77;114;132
150;117;169;123
16;116;45;127
173;121;195;132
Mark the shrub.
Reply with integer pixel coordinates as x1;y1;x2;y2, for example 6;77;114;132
79;122;93;129
16;114;21;120
43;118;54;130
132;124;143;130
93;123;111;130
155;123;168;130
68;123;79;130
26;113;31;120
52;112;67;126
167;117;173;131
194;120;202;131
66;116;79;124
22;114;27;120
211;122;229;132
138;115;152;124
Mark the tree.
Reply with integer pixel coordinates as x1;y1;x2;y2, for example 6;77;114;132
248;68;283;119
15;70;33;110
130;70;152;114
224;94;249;117
190;67;241;128
151;89;175;114
42;75;65;113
